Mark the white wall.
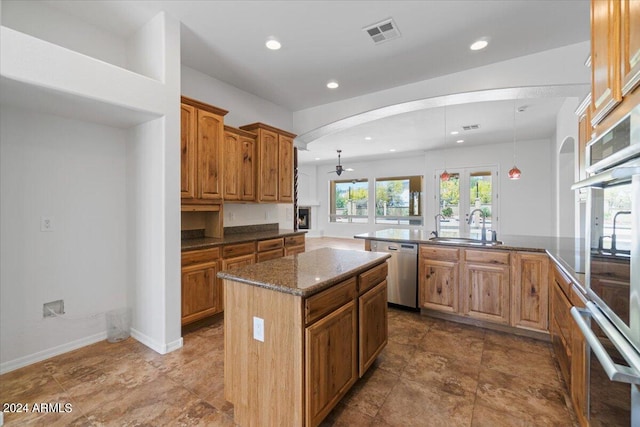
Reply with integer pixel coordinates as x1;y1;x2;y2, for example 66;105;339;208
0;106;128;366
1;0;128;70
1;6;182;372
555;98;580;238
302;137;554;239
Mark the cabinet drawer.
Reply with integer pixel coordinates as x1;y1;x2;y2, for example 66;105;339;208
358;262;388;294
305;277;357;326
552;264;572;299
223;242;256;258
284;234;305;247
182;247;221;267
256;248;284;262
464;249;509;265
420;245;459;261
257;238;284;252
285;245;305;256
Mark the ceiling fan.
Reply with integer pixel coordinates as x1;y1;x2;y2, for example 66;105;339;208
328;150;354;176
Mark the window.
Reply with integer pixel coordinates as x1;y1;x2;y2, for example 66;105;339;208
436;168;497;238
375;176;423;225
329;179;368;223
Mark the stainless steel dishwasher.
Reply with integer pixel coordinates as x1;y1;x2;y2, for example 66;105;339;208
369;240;418;309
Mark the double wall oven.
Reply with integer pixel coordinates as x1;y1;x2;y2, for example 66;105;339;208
571;105;640;426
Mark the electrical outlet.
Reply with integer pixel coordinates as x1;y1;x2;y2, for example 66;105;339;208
43;300;64;317
253;316;264;342
40;216;54;232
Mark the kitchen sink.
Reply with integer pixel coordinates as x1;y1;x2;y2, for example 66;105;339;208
428;237;503;246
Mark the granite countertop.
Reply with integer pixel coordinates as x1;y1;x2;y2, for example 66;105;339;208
182;228;305;252
217;248;390;297
354;229;586;289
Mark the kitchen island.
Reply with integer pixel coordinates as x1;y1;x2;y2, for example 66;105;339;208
218;248;390;427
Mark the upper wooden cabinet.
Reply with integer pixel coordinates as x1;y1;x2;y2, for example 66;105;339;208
223;125;257;202
591;0;622;126
240;123;296;203
181;96;228;204
590;0;640;129
620;0;640;96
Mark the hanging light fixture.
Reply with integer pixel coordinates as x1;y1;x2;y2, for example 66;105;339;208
440;105;450;181
508;99;522;180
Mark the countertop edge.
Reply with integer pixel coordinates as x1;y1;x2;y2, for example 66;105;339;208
182;230;306;252
218;252;391;298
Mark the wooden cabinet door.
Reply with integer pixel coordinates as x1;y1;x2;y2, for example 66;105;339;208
197;109;224;200
278;134;294;202
570;289;589;427
258;128;279;201
511;252;549;331
359;280;388;376
181;262;221;325
591;0;622;125
550;280;572;387
180;103;197;199
240;135;256;201
621;0;640;95
222;254;255;271
419;259;459;313
462;262;510;324
223;130;241;201
305;300;357;427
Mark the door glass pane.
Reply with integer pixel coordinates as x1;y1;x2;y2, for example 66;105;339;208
468;171;493;239
438;172;460;237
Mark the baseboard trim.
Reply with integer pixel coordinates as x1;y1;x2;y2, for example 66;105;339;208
0;331;107;375
130;327;183;355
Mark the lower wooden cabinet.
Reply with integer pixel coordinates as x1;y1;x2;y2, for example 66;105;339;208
550;263;588;427
511;252;549;331
358;279;388;376
224;259;388;427
181;248;222;325
418;245;549;333
461;250;510;325
419;246;460;313
570;287;588;427
285;234;306;255
305;300;358;427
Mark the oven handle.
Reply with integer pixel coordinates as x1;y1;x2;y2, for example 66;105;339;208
571;304;640;385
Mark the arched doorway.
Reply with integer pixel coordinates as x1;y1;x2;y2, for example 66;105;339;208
558;136;575;237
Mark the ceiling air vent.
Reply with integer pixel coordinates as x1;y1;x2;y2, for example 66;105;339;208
462;124;480;131
363;18;401;44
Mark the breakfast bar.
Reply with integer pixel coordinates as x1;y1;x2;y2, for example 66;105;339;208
218;248;390;427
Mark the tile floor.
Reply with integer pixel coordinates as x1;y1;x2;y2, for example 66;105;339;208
0;238;578;426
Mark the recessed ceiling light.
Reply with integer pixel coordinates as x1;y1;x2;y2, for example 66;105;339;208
364;136;372;141
265;38;281;50
327;80;339;89
456;139;464;144
450;131;459;135
314;157;321;160
470;38;488;51
389;149;396;152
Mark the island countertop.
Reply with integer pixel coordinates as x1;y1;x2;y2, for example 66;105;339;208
217;247;390;297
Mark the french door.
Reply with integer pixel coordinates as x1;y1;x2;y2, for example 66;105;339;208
436;167;498;238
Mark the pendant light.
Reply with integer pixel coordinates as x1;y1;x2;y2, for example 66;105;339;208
508;99;522;180
440;105;450;181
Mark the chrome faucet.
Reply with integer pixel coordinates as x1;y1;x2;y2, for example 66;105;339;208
611;210;631;253
468;209;487;241
433;214;444;238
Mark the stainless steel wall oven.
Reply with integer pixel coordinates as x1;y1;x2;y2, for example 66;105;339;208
571;105;640;426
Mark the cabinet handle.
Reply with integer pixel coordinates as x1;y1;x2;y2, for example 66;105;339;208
571;303;640;385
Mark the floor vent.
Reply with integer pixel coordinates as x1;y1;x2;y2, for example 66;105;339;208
363;18;401;44
462;124;480;131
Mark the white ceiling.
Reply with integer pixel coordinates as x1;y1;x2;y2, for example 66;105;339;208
41;0;591;164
